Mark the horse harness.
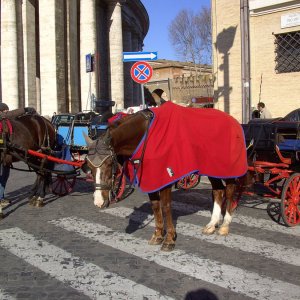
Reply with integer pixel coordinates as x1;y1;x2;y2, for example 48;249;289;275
86;137;118;191
89;109;154;195
0;115;54;173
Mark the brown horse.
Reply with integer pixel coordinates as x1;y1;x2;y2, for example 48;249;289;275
84;103;248;251
1;114;56;207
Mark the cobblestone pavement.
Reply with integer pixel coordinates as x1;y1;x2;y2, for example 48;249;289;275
0;162;299;299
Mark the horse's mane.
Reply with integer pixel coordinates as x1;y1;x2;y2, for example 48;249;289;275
106;110;152;154
108;111;140;128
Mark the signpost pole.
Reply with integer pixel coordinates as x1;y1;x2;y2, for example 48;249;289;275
141;84;145;109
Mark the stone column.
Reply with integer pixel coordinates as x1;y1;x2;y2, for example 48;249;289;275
131;33;140;106
39;0;66;116
108;1;124;112
1;0;19;108
80;0;97;112
22;0;36;108
123;28;133;108
66;0;80;113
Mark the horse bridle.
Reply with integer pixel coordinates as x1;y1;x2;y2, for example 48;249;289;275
88;109;154;198
86;137;119;192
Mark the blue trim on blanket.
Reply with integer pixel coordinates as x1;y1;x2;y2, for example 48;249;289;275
131;169;248;194
130;112;156;159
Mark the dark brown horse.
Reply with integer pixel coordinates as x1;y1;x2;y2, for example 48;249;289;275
84;104;247;251
1;114;56;207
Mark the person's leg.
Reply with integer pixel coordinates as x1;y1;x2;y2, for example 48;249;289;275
0;164;10;206
0;164;5;199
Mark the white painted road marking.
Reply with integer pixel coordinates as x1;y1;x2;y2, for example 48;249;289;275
0;228;173;300
0;289;16;300
101;206;300;266
50;217;300;300
171;200;300;236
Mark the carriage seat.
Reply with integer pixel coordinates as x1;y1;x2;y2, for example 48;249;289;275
242;119;300;165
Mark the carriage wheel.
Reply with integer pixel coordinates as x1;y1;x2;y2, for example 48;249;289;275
267;202;283;225
176;174;201;190
281;173;300;227
52;174;76;196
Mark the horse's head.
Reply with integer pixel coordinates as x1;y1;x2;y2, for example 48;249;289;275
83;132;116;209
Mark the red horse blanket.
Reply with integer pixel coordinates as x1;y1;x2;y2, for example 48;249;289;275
125;102;248;193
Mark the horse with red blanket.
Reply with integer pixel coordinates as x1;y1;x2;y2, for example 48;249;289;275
84;102;248;251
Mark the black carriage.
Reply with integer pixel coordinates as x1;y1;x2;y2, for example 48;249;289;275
241;115;300;227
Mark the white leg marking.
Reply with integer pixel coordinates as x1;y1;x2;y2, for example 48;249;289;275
202;200;222;234
222;210;233;227
207;201;222;227
94;168;104;207
218;209;232;236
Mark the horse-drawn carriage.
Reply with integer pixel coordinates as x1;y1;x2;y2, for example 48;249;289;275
241;116;300;227
174;113;300;227
51;111;133;199
2;105;299;237
0;110;131;212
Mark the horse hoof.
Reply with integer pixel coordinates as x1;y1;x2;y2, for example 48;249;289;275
161;243;175;252
202;226;216;235
148;236;164;245
28;196;37;206
34;199;44;207
218;226;229;236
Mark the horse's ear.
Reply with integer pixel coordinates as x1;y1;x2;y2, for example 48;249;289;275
83;132;93;147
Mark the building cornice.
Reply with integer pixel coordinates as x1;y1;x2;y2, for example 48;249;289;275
250;0;300;16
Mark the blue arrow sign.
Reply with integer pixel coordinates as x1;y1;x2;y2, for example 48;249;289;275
123;51;158;62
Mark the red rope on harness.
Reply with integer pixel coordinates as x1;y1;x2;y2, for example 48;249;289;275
0;119;13;134
27;149;84;167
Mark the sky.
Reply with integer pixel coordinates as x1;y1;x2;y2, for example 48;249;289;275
141;0;211;61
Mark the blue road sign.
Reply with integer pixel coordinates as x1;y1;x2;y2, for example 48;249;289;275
123;51;158;62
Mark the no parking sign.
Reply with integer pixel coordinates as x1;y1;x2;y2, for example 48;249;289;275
130;61;153;84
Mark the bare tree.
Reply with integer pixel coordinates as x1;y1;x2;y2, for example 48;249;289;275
195;6;212;64
169;6;211;65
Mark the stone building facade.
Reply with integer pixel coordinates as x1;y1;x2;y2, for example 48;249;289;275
212;0;300;122
0;0;149;116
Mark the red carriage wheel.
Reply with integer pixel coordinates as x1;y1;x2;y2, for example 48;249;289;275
281;173;300;227
176;173;201;190
52;174;76;196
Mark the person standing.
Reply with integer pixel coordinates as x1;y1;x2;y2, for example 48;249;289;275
51;112;57;123
257;102;272;119
0;103;12;207
151;89;167;106
0;103;36;207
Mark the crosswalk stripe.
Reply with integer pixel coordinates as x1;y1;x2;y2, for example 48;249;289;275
0;289;16;300
0;228;173;300
50;217;300;300
101;206;300;266
171;200;300;236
